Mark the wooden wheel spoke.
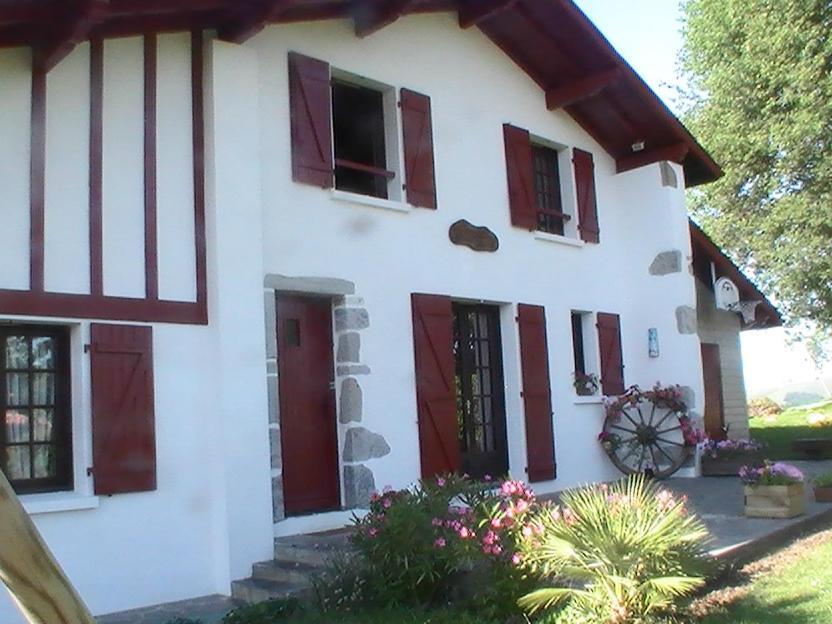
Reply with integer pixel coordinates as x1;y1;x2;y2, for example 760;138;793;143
647;402;657;427
656;425;682;435
653;442;675;464
620;409;641;429
610;424;638;435
653;409;675;430
637;445;646;471
656;436;684;447
636;405;646;425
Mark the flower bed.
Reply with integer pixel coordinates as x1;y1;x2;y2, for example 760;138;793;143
700;438;764;476
740;462;806;518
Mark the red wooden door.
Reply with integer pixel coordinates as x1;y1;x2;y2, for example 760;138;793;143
701;343;726;440
277;295;340;515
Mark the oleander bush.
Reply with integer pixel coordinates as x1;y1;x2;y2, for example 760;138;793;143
518;476;712;624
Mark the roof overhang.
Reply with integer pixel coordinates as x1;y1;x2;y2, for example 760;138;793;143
0;0;722;186
690;220;782;330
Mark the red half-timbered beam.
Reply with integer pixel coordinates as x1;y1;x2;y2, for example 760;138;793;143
34;0;108;73
144;34;159;301
29;63;46;293
217;0;292;44
458;0;517;29
89;37;104;297
545;67;622;110
191;30;208;310
616;143;690;174
353;0;419;38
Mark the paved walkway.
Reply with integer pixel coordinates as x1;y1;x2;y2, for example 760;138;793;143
97;461;832;623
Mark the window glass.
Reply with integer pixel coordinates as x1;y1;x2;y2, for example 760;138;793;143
532;145;567;235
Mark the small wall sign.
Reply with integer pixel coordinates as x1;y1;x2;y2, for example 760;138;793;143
648;328;659;358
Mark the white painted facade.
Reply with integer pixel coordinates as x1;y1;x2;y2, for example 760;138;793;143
0;14;709;620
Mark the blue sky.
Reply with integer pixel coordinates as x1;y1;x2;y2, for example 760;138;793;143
571;0;829;398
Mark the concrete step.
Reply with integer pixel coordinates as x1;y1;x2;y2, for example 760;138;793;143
230;578;310;605
251;560;321;585
274;529;354;566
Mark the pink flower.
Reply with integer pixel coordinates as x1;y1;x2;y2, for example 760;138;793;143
491;544;503;555
482;530;499;546
436;477;446;487
511;553;523;566
434;537;446;549
521;525;533;538
383;498;392;509
431;517;444;527
484;474;493;482
368;527;379;537
458;527;472;539
515;499;529;514
490;517;502;529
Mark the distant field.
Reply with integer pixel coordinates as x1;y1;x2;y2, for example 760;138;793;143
750;400;832;460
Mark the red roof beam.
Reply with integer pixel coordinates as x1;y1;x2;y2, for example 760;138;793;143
353;0;420;38
217;0;292;43
616;142;689;174
545;67;621;110
458;0;518;29
35;0;108;72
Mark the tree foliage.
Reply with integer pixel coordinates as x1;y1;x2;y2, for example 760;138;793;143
679;0;832;328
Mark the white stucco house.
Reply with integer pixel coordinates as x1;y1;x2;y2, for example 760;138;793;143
0;0;779;619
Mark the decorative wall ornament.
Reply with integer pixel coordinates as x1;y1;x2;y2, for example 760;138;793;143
648;328;659;358
449;219;499;252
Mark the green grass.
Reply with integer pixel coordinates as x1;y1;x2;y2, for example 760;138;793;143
700;535;832;623
750;400;832;459
231;606;501;624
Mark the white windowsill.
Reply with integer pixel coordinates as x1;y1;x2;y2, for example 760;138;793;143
22;492;100;515
574;395;603;405
330;189;411;214
534;231;584;248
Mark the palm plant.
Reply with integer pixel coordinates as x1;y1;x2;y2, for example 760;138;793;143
518;476;711;623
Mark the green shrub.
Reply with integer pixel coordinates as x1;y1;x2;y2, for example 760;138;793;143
518;476;711;624
221;598;302;624
748;397;783;420
813;472;832;487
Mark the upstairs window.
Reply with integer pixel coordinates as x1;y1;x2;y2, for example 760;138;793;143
1;326;72;494
332;80;391;199
532;144;568;235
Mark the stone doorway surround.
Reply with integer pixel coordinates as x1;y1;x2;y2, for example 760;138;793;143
263;274;390;526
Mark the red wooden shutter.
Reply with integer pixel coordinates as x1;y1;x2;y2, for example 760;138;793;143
411;294;459;478
401;88;437;209
573;148;599;243
517;304;556;482
288;52;333;188
503;124;537;230
597;312;625;396
90;324;157;495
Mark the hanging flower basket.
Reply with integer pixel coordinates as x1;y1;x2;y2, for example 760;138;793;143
741;462;806;518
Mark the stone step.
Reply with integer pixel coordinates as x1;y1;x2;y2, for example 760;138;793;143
230;578;310;605
251;560;321;585
274;529;354;566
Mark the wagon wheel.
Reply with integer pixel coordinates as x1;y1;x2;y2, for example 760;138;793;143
602;398;692;479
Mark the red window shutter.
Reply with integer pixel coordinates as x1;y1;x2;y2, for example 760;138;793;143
401;89;437;209
517;304;556;482
288;52;333;188
573;148;600;243
411;294;459;478
597;312;625;396
90;324;156;495
503;124;537;230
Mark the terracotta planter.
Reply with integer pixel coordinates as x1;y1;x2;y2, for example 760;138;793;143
814;486;832;503
701;453;762;477
744;483;806;518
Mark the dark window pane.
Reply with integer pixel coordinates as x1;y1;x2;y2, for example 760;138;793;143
5;410;30;443
6;373;29;406
32;408;54;442
32;373;55;405
571;313;586;375
5;336;28;369
32;337;55;369
5;446;30;480
532;145;565;235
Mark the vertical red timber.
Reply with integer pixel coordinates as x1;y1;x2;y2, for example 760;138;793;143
517;304;556;482
191;30;207;315
144;34;158;300
29;59;47;292
89;38;104;297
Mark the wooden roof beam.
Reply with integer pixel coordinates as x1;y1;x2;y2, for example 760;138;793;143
545;67;621;110
35;0;108;72
217;0;292;44
353;0;419;38
458;0;518;29
616;143;689;174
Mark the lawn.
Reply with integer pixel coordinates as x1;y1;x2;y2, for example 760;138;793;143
750;400;832;459
695;530;832;623
222;605;501;624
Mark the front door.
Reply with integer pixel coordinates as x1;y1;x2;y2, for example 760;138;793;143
453;304;509;479
276;295;340;515
701;343;726;440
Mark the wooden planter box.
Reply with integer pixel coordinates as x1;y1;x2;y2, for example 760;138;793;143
814;486;832;503
744;484;806;518
701;453;761;477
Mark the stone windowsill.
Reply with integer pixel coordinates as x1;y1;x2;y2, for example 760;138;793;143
330;189;411;214
22;492;100;515
534;231;584;248
574;395;604;405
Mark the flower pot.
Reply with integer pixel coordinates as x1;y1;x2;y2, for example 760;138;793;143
744;484;806;518
814;485;832;503
701;454;761;477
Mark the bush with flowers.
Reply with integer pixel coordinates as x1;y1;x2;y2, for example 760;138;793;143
702;438;764;459
739;461;804;486
332;474;540;617
517;476;711;624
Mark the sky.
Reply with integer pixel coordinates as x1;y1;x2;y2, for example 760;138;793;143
572;0;831;399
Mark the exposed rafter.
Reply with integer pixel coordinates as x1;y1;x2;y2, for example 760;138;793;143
34;0;108;72
352;0;419;38
217;0;292;44
616;143;690;174
458;0;518;29
545;67;621;110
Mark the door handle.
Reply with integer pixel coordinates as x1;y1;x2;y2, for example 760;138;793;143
329;381;336;391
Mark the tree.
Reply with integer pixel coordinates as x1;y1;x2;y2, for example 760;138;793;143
678;0;832;329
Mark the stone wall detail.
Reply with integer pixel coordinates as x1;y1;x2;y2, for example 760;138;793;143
649;250;682;276
660;161;678;188
676;305;698;335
